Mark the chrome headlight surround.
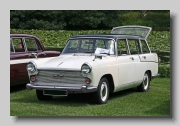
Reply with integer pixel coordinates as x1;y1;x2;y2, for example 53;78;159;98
81;63;92;75
26;61;38;74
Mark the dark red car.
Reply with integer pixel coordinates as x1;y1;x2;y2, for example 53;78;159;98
10;34;61;86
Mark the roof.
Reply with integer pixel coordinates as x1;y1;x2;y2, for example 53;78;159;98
10;34;39;39
69;34;145;40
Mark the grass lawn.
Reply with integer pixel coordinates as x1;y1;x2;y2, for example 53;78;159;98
10;77;170;117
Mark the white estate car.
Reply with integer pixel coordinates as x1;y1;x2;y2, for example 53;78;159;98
26;26;159;104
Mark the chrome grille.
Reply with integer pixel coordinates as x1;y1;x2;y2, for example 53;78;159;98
34;70;85;86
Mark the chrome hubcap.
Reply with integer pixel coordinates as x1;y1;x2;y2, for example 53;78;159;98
143;73;149;90
100;82;107;101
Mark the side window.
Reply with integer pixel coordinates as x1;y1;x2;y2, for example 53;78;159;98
141;40;150;53
25;38;41;52
11;38;25;52
10;39;14;52
128;39;141;55
95;40;105;49
117;39;128;56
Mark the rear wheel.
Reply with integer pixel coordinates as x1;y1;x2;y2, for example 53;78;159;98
36;90;52;100
137;72;150;92
94;78;109;104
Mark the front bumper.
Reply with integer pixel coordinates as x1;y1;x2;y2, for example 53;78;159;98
26;83;97;93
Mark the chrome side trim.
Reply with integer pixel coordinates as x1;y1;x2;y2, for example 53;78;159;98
26;83;97;93
152;74;160;79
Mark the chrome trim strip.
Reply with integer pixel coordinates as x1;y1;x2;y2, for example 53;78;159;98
152;74;160;79
140;61;159;63
26;83;97;93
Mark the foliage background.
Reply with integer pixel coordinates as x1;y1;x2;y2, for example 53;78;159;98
10;10;170;30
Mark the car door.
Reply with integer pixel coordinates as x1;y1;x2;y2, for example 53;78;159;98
10;37;31;86
116;39;138;90
127;39;144;82
138;39;159;75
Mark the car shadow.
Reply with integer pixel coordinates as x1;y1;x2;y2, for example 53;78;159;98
11;92;95;106
11;87;138;106
109;87;137;100
10;84;27;93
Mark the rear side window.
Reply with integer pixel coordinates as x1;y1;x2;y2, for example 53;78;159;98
25;38;41;52
127;39;141;55
117;39;129;56
141;40;150;53
11;38;25;52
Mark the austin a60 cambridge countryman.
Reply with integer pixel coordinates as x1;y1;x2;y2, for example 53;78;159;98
26;26;159;104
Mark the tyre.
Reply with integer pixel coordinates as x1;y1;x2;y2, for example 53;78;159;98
36;90;52;100
94;78;109;104
137;72;150;92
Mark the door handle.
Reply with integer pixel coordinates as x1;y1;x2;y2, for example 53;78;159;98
142;56;146;59
43;53;46;56
31;53;38;59
129;57;134;60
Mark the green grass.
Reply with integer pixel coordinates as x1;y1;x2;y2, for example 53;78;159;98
10;78;170;116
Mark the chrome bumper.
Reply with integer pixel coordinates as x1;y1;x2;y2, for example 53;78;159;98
26;83;97;93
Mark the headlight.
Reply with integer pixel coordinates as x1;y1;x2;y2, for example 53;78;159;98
81;63;92;74
26;61;37;74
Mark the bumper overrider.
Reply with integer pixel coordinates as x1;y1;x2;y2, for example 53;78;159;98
26;83;97;93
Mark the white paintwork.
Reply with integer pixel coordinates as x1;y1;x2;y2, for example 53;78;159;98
37;54;96;71
117;55;140;85
10;57;54;65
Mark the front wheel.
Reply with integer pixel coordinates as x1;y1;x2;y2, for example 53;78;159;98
94;78;109;104
137;72;150;92
36;90;52;100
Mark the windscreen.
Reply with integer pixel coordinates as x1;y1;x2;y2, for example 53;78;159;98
62;38;115;55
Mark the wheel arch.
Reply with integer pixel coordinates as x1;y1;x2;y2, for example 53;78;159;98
146;70;152;81
100;74;115;93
